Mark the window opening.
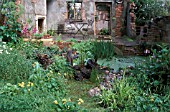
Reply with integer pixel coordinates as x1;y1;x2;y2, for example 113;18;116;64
67;2;82;20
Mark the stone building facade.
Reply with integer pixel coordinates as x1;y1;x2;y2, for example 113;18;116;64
17;0;134;38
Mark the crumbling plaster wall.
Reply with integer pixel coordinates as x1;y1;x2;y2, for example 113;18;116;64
47;0;67;30
21;0;47;32
47;0;116;37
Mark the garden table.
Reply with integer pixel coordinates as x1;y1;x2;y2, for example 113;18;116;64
71;21;88;39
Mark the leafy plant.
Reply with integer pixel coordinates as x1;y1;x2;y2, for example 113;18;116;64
131;44;170;93
90;68;100;84
134;92;170;112
132;0;169;25
99;28;109;35
52;97;87;112
47;30;55;36
72;40;94;66
96;76;137;111
91;40;115;60
0;1;24;42
33;33;43;39
49;55;73;78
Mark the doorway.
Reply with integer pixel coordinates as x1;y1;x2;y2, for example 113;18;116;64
95;2;112;35
38;18;44;33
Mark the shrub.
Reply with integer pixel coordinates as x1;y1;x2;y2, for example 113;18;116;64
0;44;33;83
131;44;170;93
11;39;59;60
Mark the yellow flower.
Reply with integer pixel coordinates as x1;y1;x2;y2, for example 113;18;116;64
64;73;67;77
150;98;154;102
32;63;36;67
58;72;61;76
47;73;50;76
18;82;25;88
77;98;84;105
78;102;81;105
28;89;30;92
62;98;67;104
68;98;71;102
78;98;84;103
27;82;34;87
53;100;58;105
50;70;53;74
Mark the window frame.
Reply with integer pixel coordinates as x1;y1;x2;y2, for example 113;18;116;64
67;1;82;21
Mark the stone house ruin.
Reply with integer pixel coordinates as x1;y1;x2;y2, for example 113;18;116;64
16;0;135;39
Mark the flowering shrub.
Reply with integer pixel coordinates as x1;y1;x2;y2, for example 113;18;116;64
21;23;37;38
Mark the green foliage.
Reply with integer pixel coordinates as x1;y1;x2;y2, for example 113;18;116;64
49;55;74;78
134;91;170;112
132;44;170;93
33;33;44;39
0;63;85;112
10;39;59;60
132;0;169;25
0;60;84;112
99;28;109;35
52;98;87;112
0;1;24;42
91;40;114;60
72;40;94;65
0;43;33;83
90;69;100;83
97;77;137;111
96;76;170;112
96;44;170;111
0;84;61;112
47;30;55;36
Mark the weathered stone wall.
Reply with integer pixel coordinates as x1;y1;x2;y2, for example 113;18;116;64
19;0;47;33
46;0;116;37
136;16;170;43
19;0;134;38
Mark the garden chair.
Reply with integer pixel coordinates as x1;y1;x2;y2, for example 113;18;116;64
65;20;76;38
82;19;94;39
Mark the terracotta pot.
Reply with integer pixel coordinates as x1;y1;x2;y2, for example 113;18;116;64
56;42;63;46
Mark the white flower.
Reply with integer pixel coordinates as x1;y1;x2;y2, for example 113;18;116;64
5;50;10;54
2;42;6;44
0;49;3;54
2;45;6;49
10;48;12;50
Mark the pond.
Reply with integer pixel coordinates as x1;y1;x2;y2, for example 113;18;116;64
97;56;145;71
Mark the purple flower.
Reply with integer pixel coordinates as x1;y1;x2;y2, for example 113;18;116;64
22;24;28;34
32;27;37;34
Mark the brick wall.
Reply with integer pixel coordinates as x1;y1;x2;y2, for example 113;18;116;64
115;4;123;37
114;2;136;38
136;16;170;43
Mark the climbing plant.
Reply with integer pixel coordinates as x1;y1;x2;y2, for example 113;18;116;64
0;1;24;42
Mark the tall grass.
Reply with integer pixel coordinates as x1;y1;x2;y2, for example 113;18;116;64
91;40;114;60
